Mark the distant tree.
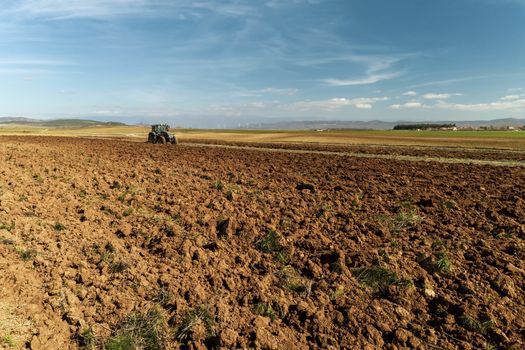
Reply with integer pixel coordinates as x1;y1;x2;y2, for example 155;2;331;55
393;123;456;130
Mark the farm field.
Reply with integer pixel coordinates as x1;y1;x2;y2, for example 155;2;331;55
0;136;524;349
1;124;525;150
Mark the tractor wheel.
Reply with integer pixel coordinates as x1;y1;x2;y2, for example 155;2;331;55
147;132;156;143
171;136;178;145
157;136;166;144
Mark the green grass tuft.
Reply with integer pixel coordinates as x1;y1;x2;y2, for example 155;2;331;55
78;327;96;349
104;334;134;350
354;266;412;292
254;303;282;321
110;261;130;274
434;252;451;274
279;266;313;296
53;222;66;231
20;248;37;261
256;230;282;253
0;222;15;231
212;181;224;191
274;251;289;264
459;314;493;334
2;334;15;347
105;309;165;350
175;306;215;341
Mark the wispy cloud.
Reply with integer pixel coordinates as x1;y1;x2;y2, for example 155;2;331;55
2;0;321;21
0;58;73;66
322;56;403;86
1;0;259;20
207;100;283;117
0;68;52;74
403;90;417;96
323;71;402;87
93;109;124;116
265;0;322;8
4;0;155;20
258;87;298;96
232;87;299;97
407;75;497;89
0;57;75;76
482;0;525;6
232;87;298;97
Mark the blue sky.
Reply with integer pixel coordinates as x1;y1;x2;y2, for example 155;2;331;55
0;0;524;127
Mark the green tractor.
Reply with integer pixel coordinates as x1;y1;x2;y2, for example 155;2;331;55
147;124;177;144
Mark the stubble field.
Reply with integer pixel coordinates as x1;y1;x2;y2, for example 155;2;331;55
0;136;524;349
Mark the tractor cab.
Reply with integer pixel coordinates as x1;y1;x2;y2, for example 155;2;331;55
147;124;177;144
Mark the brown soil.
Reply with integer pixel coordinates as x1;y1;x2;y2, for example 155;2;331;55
182;138;525;162
0;136;524;349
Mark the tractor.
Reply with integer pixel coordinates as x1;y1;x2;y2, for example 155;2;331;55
147;124;177;144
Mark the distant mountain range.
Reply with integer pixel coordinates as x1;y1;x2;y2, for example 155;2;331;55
1;116;524;130
0;117;126;128
241;118;525;130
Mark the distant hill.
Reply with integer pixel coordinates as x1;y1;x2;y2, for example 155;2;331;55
241;118;525;130
0;117;127;128
456;118;525;129
0;117;42;124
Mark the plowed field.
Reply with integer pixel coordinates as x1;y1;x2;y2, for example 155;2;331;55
0;136;524;349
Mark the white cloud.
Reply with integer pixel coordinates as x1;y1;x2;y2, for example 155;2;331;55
421;93;463;100
403;91;417;96
354;103;373;109
500;94;522;101
436;96;525;112
422;93;451;100
390;93;525;112
293;96;389;111
389;101;428;109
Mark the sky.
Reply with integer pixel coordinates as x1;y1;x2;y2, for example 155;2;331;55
0;0;524;127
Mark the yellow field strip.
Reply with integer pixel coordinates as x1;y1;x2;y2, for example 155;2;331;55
1;126;524;149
